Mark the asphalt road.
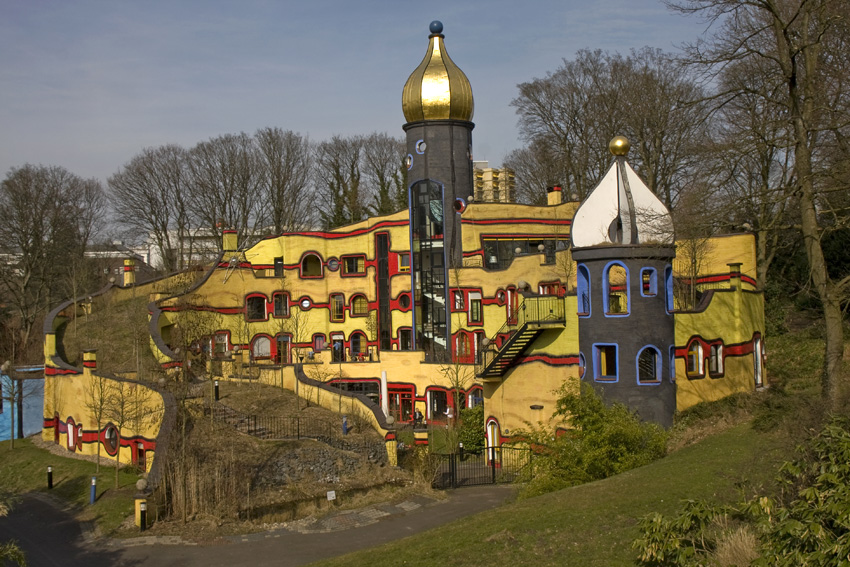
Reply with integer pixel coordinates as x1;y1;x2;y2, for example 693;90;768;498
0;486;514;567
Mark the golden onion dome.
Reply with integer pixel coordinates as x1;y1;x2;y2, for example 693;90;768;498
402;21;474;122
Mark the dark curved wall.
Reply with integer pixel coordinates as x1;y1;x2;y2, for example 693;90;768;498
573;245;676;427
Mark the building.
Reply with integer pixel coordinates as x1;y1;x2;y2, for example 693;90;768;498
473;161;516;204
43;21;765;472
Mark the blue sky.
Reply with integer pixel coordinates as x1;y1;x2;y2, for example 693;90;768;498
0;1;707;184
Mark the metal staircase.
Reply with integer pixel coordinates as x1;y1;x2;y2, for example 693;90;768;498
476;295;566;380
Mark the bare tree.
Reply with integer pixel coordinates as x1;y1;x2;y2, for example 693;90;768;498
0;165;105;356
314;135;365;229
83;372;110;471
669;0;850;405
188;133;266;243
706;58;796;288
254;128;314;233
511;48;708;208
109;145;194;272
361;132;407;216
504;141;562;205
102;380;158;488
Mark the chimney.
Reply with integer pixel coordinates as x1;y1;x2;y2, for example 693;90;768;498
728;263;742;291
223;229;238;253
83;349;97;375
123;258;136;287
547;186;562;206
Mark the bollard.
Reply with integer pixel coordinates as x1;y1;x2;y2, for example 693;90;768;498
214;380;219;401
139;502;147;532
90;476;96;505
47;466;53;489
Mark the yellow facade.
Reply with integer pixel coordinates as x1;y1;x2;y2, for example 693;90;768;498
146;199;763;446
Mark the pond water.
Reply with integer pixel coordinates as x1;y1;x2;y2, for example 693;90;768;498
0;378;44;442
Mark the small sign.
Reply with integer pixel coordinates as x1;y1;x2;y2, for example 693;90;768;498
326;491;336;501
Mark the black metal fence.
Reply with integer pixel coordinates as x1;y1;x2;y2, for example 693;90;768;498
211;404;333;440
431;446;532;489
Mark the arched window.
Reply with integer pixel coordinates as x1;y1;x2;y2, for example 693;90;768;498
637;346;661;384
252;335;271;359
245;295;267;321
273;292;289;318
66;417;76;450
577;264;590;316
669;346;676;382
686;340;704;378
604;262;629;315
275;334;291;364
350;332;367;360
351;295;369;317
455;333;472;363
330;294;345;321
641;268;657;297
665;265;674;313
300;253;323;278
708;343;724;376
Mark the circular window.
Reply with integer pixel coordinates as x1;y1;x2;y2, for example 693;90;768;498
496;290;506;304
327;258;339;272
405;154;413;170
415;140;427;154
300;298;311;309
453;198;467;213
104;425;119;455
579;353;586;379
399;294;411;309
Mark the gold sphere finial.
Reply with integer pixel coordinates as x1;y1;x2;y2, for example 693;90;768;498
609;136;630;156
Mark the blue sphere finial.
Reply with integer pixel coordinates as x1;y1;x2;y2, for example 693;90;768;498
429;21;443;34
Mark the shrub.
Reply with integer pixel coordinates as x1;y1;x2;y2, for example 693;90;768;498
457;404;485;454
634;416;850;566
518;384;668;498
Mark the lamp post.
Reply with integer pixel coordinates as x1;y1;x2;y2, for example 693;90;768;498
1;360;13;448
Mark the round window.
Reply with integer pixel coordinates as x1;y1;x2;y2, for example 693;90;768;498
405;154;413;170
399;294;411;309
327;258;339;271
300;298;311;309
104;425;119;455
415;140;427;154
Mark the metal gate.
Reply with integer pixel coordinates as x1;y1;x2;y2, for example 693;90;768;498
432;446;532;489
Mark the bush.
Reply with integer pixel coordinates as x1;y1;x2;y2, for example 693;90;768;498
633;416;850;566
457;404;485;454
518;384;668;498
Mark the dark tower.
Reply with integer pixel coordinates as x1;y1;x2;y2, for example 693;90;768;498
571;137;677;427
402;21;475;361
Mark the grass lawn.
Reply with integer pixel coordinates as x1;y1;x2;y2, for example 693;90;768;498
316;422;788;567
0;438;142;535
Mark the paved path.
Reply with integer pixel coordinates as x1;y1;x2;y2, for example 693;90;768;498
0;485;515;566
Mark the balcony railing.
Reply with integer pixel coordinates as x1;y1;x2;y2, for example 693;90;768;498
476;295;565;377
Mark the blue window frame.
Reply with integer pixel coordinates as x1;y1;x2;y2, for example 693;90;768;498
577;264;590;317
669;345;676;382
665;265;674;313
640;268;657;297
636;345;662;385
603;262;629;317
592;343;618;382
